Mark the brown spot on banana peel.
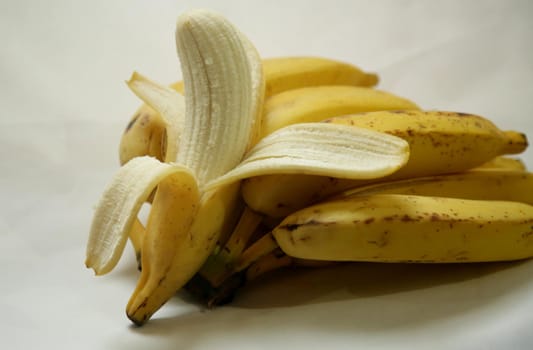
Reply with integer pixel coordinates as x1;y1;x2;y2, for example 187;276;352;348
364;217;375;224
125;113;141;133
279;219;324;232
367;230;389;247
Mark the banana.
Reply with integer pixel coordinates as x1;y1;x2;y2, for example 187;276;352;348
119;106;167;165
126;168;201;325
338;169;533;204
262;56;378;96
476;156;526;171
261;85;419;136
127;183;241;324
119;73;186;165
273;194;533;262
242;110;528;217
119;57;379;164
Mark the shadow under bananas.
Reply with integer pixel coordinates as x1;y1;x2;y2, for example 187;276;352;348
115;258;533;350
233;260;527;309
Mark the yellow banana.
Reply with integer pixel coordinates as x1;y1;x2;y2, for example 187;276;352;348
126;170;201;325
476;156;526;171
119;57;379;164
339;169;533;205
242;110;528;217
273;194;533;262
262;56;378;96
261;85;419;136
119;106;167;165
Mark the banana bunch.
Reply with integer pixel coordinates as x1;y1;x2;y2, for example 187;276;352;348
86;9;532;325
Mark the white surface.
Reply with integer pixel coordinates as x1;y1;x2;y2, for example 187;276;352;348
2;0;533;349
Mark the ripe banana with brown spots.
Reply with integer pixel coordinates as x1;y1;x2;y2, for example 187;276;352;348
272;194;533;262
242;110;528;217
337;169;533;204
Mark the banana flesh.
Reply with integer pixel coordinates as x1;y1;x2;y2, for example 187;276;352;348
175;11;265;185
205;122;410;191
273;194;533;262
242;110;528;217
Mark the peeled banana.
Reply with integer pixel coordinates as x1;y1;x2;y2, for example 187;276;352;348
273;194;533;262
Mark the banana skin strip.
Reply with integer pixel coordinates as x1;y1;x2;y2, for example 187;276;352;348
205;123;410;191
86;156;198;275
127;72;185;162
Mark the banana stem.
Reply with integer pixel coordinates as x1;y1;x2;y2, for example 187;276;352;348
198;206;263;286
235;232;279;272
245;250;293;281
221;206;263;259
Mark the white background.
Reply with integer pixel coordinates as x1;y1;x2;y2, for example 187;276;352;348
2;0;533;349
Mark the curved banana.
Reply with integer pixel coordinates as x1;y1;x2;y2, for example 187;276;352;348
261;85;419;136
242;110;528;217
119;56;379;164
273;194;533;262
476;156;526;171
339;169;533;204
119;74;186;165
126;169;201;325
119;105;167;165
262;56;378;96
127;183;241;324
